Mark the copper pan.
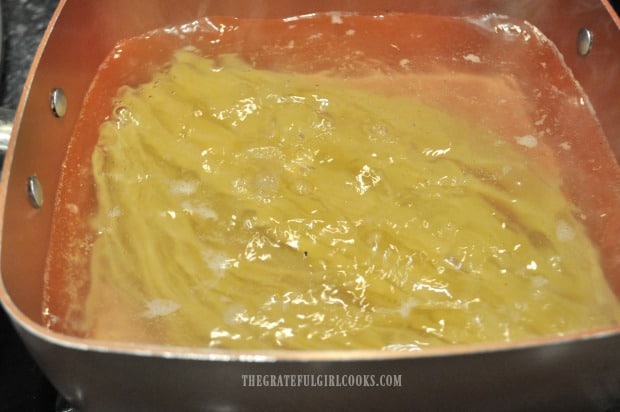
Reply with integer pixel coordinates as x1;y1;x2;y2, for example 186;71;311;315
1;0;620;410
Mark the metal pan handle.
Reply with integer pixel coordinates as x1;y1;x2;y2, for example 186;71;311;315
0;107;13;157
0;1;11;159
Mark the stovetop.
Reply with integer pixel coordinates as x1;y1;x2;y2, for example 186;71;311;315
0;1;619;411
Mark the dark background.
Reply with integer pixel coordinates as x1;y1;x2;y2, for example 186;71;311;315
0;6;61;412
0;1;619;411
0;0;60;408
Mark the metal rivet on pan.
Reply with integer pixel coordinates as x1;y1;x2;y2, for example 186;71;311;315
50;88;67;118
27;175;44;209
577;28;593;56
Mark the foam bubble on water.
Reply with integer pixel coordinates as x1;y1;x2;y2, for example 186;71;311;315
534;114;547;126
463;53;481;63
181;201;218;220
515;135;538;149
560;141;572;151
66;203;79;214
345;29;355;36
329;12;344;24
108;206;121;218
170;179;199;195
142;299;180;318
398;298;417;317
202;250;229;276
254;172;280;200
556;220;576;242
224;304;247;325
531;276;548;288
399;58;411;69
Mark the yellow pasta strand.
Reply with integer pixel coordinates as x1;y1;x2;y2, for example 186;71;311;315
85;51;620;349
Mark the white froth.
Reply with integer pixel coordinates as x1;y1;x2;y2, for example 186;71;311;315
142;299;180;318
181;201;218;220
398;298;417;317
66;203;79;214
108;206;121;218
224;304;247;325
170;179;199;195
534;114;547;126
556;220;576;242
463;53;481;63
329;12;344;24
515;135;538;148
531;276;549;288
202;250;228;276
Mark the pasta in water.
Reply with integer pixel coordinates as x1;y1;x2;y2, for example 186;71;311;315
44;13;620;350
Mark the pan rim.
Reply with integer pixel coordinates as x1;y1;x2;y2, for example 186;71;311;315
3;287;620;362
2;0;620;365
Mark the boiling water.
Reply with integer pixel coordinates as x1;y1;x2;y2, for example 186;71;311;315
43;13;620;349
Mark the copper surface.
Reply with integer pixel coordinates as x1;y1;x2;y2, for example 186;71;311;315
0;0;619;410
